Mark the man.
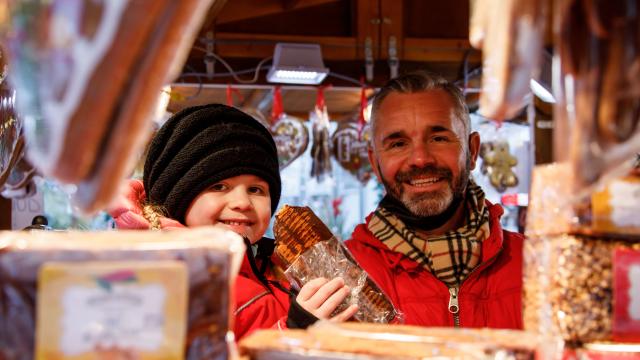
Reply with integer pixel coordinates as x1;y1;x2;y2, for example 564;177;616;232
344;71;524;329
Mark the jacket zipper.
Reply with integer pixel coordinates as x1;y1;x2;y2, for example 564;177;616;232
448;286;460;327
447;248;503;328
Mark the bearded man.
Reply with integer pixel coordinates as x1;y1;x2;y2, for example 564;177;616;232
344;71;524;329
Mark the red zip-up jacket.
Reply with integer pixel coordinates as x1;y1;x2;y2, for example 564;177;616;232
234;256;290;339
108;179;291;340
344;201;524;329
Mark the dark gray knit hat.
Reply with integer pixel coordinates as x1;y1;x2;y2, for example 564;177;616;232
143;104;281;224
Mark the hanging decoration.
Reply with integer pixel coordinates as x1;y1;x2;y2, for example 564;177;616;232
309;85;332;182
268;86;309;169
479;140;519;193
332;123;373;184
331;85;373;184
0;53;37;199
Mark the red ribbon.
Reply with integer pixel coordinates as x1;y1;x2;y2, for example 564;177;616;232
316;85;330;109
270;86;283;123
226;84;244;107
358;84;368;139
226;84;234;106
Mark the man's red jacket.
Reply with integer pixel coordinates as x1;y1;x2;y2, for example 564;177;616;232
344;201;524;329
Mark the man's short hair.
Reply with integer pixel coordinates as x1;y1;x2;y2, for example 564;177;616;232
370;71;471;139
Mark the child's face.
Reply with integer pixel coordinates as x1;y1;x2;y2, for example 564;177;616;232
184;174;272;243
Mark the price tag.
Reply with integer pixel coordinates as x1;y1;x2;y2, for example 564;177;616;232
613;248;640;342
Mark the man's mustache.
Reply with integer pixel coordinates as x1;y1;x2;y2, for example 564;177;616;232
395;165;453;183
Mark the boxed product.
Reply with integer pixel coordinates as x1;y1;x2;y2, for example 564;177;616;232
0;227;244;360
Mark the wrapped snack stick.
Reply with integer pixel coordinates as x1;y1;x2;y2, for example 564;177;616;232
274;205;401;324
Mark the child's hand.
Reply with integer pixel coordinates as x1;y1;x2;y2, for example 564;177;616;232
296;277;358;322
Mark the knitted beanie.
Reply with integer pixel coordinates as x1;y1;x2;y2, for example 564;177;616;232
143;104;281;224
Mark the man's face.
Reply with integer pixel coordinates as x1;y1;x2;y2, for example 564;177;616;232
368;90;480;217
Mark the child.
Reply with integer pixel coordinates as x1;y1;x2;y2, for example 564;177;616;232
108;104;356;340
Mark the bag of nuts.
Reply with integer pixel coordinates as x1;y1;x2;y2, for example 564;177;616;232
524;164;640;347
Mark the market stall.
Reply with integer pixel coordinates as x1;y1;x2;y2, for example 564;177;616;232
0;0;638;359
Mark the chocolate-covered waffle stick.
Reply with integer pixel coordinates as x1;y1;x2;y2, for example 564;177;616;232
274;205;400;323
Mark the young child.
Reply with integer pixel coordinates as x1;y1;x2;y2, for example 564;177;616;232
108;104;356;340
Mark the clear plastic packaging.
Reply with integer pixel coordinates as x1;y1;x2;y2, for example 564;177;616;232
274;205;401;324
239;322;553;360
284;236;401;324
0;227;244;360
3;0;215;213
524;164;640;347
470;0;548;121
524;233;640;346
553;0;640;199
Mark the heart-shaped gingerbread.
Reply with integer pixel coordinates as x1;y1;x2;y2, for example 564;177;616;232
331;123;373;183
270;115;309;169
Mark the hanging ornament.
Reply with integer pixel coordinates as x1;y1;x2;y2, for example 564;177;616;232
310;85;332;181
332;122;373;184
269;86;309;169
0;75;37;199
331;84;373;184
479;139;519;193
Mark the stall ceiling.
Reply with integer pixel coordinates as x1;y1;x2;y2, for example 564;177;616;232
169;0;482;119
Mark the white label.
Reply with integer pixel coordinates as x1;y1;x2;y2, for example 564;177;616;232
609;181;640;228
629;265;640;321
60;284;166;355
11;188;44;230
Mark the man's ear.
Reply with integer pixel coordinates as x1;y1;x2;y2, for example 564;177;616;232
368;145;382;182
468;132;481;170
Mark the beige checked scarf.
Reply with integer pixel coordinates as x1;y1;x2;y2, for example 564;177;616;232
367;181;490;286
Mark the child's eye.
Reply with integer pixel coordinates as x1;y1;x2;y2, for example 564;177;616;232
248;186;268;195
209;183;227;191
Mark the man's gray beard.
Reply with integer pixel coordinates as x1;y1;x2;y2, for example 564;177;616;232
402;186;454;217
380;158;471;218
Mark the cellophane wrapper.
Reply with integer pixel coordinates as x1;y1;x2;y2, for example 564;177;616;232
0;227;244;360
524;164;640;348
470;0;548;121
284;236;401;324
239;322;555;360
552;0;640;202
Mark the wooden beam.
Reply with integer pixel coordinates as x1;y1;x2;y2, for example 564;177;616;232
282;0;303;10
200;0;229;33
402;38;481;62
210;32;359;60
216;0;340;24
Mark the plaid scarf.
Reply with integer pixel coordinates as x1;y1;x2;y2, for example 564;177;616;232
367;181;490;287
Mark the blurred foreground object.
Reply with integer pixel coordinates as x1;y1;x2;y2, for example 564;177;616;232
0;46;37;200
554;0;640;196
524;164;640;349
2;0;216;212
239;322;552;359
0;227;243;359
469;0;548;121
